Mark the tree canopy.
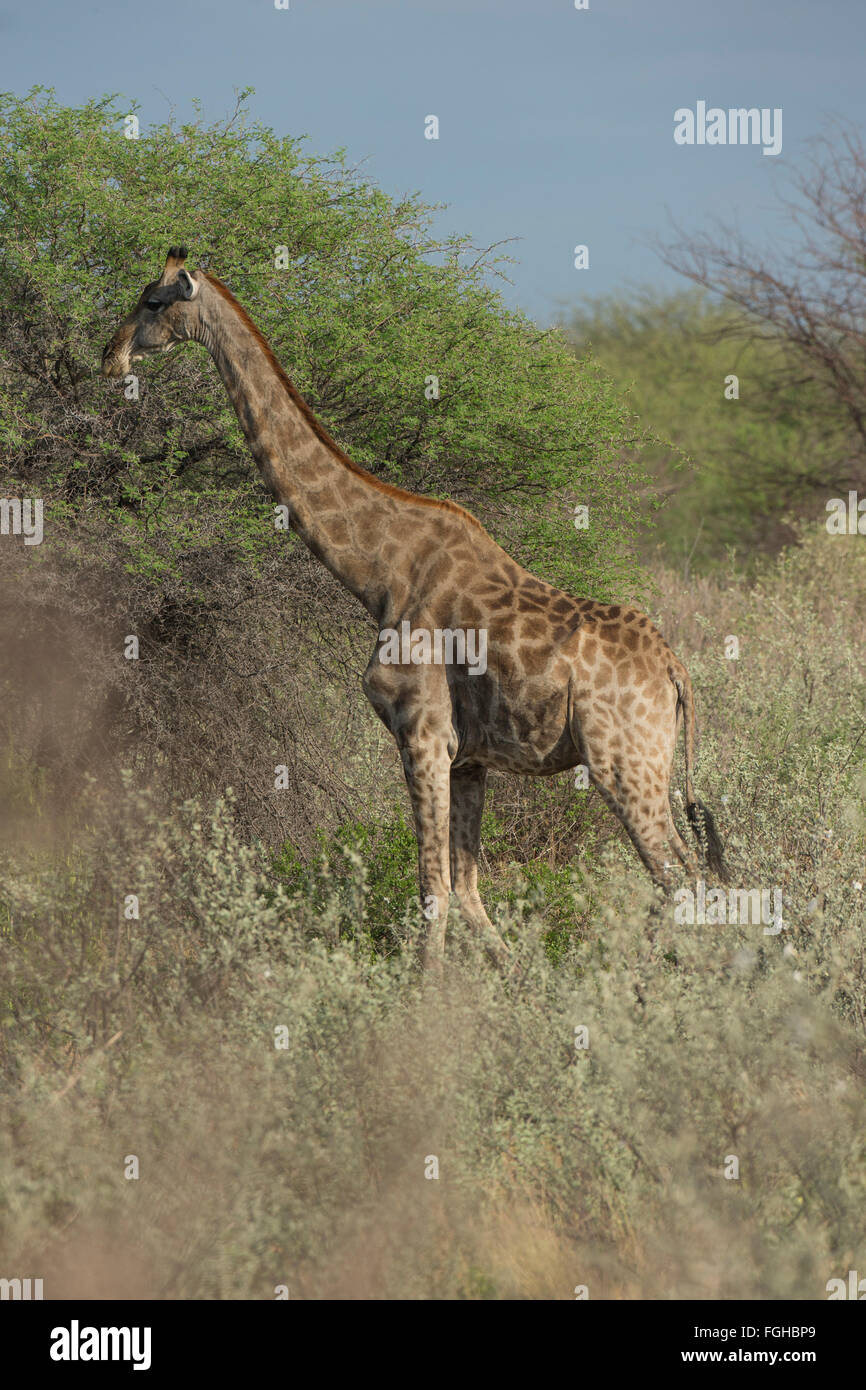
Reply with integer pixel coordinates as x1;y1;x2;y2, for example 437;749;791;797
0;88;648;601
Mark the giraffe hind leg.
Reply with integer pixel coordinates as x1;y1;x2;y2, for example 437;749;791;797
587;762;674;889
667;805;700;874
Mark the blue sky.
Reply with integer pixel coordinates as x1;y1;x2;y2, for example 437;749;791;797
2;0;864;324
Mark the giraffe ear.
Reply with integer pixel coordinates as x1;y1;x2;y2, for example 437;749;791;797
176;268;199;300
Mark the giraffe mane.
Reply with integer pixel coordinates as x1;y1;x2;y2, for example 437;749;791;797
203;273;484;531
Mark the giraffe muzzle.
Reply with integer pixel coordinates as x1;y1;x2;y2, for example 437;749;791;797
101;342;130;380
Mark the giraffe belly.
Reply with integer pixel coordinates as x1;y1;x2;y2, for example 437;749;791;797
458;729;579;775
451;675;578;774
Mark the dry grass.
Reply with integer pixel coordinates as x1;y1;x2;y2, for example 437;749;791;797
1;528;865;1299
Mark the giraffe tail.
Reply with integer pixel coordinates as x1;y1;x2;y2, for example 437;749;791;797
672;666;728;883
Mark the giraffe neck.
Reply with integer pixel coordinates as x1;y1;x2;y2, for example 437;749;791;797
195;275;418;621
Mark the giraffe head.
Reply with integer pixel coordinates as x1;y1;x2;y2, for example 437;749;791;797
101;246;201;379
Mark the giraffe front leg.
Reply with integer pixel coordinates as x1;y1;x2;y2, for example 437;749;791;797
399;742;453;968
449;764;511;964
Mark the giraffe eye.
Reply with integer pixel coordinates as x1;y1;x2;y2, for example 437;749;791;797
146;298;163;312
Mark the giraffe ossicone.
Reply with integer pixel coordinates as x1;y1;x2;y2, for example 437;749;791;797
102;248;727;969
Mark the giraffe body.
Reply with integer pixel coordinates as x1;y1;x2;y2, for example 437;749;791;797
103;250;726;967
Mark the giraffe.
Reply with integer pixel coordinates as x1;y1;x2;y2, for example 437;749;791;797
102;248;726;967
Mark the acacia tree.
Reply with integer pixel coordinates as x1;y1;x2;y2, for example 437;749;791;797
0;87;648;601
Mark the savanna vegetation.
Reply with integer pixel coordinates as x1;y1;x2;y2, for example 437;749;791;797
0;91;864;1299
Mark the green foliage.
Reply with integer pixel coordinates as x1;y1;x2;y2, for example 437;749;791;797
565;289;836;571
270;799;594;962
272;808;418;948
0;87;647;600
480;801;591;960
